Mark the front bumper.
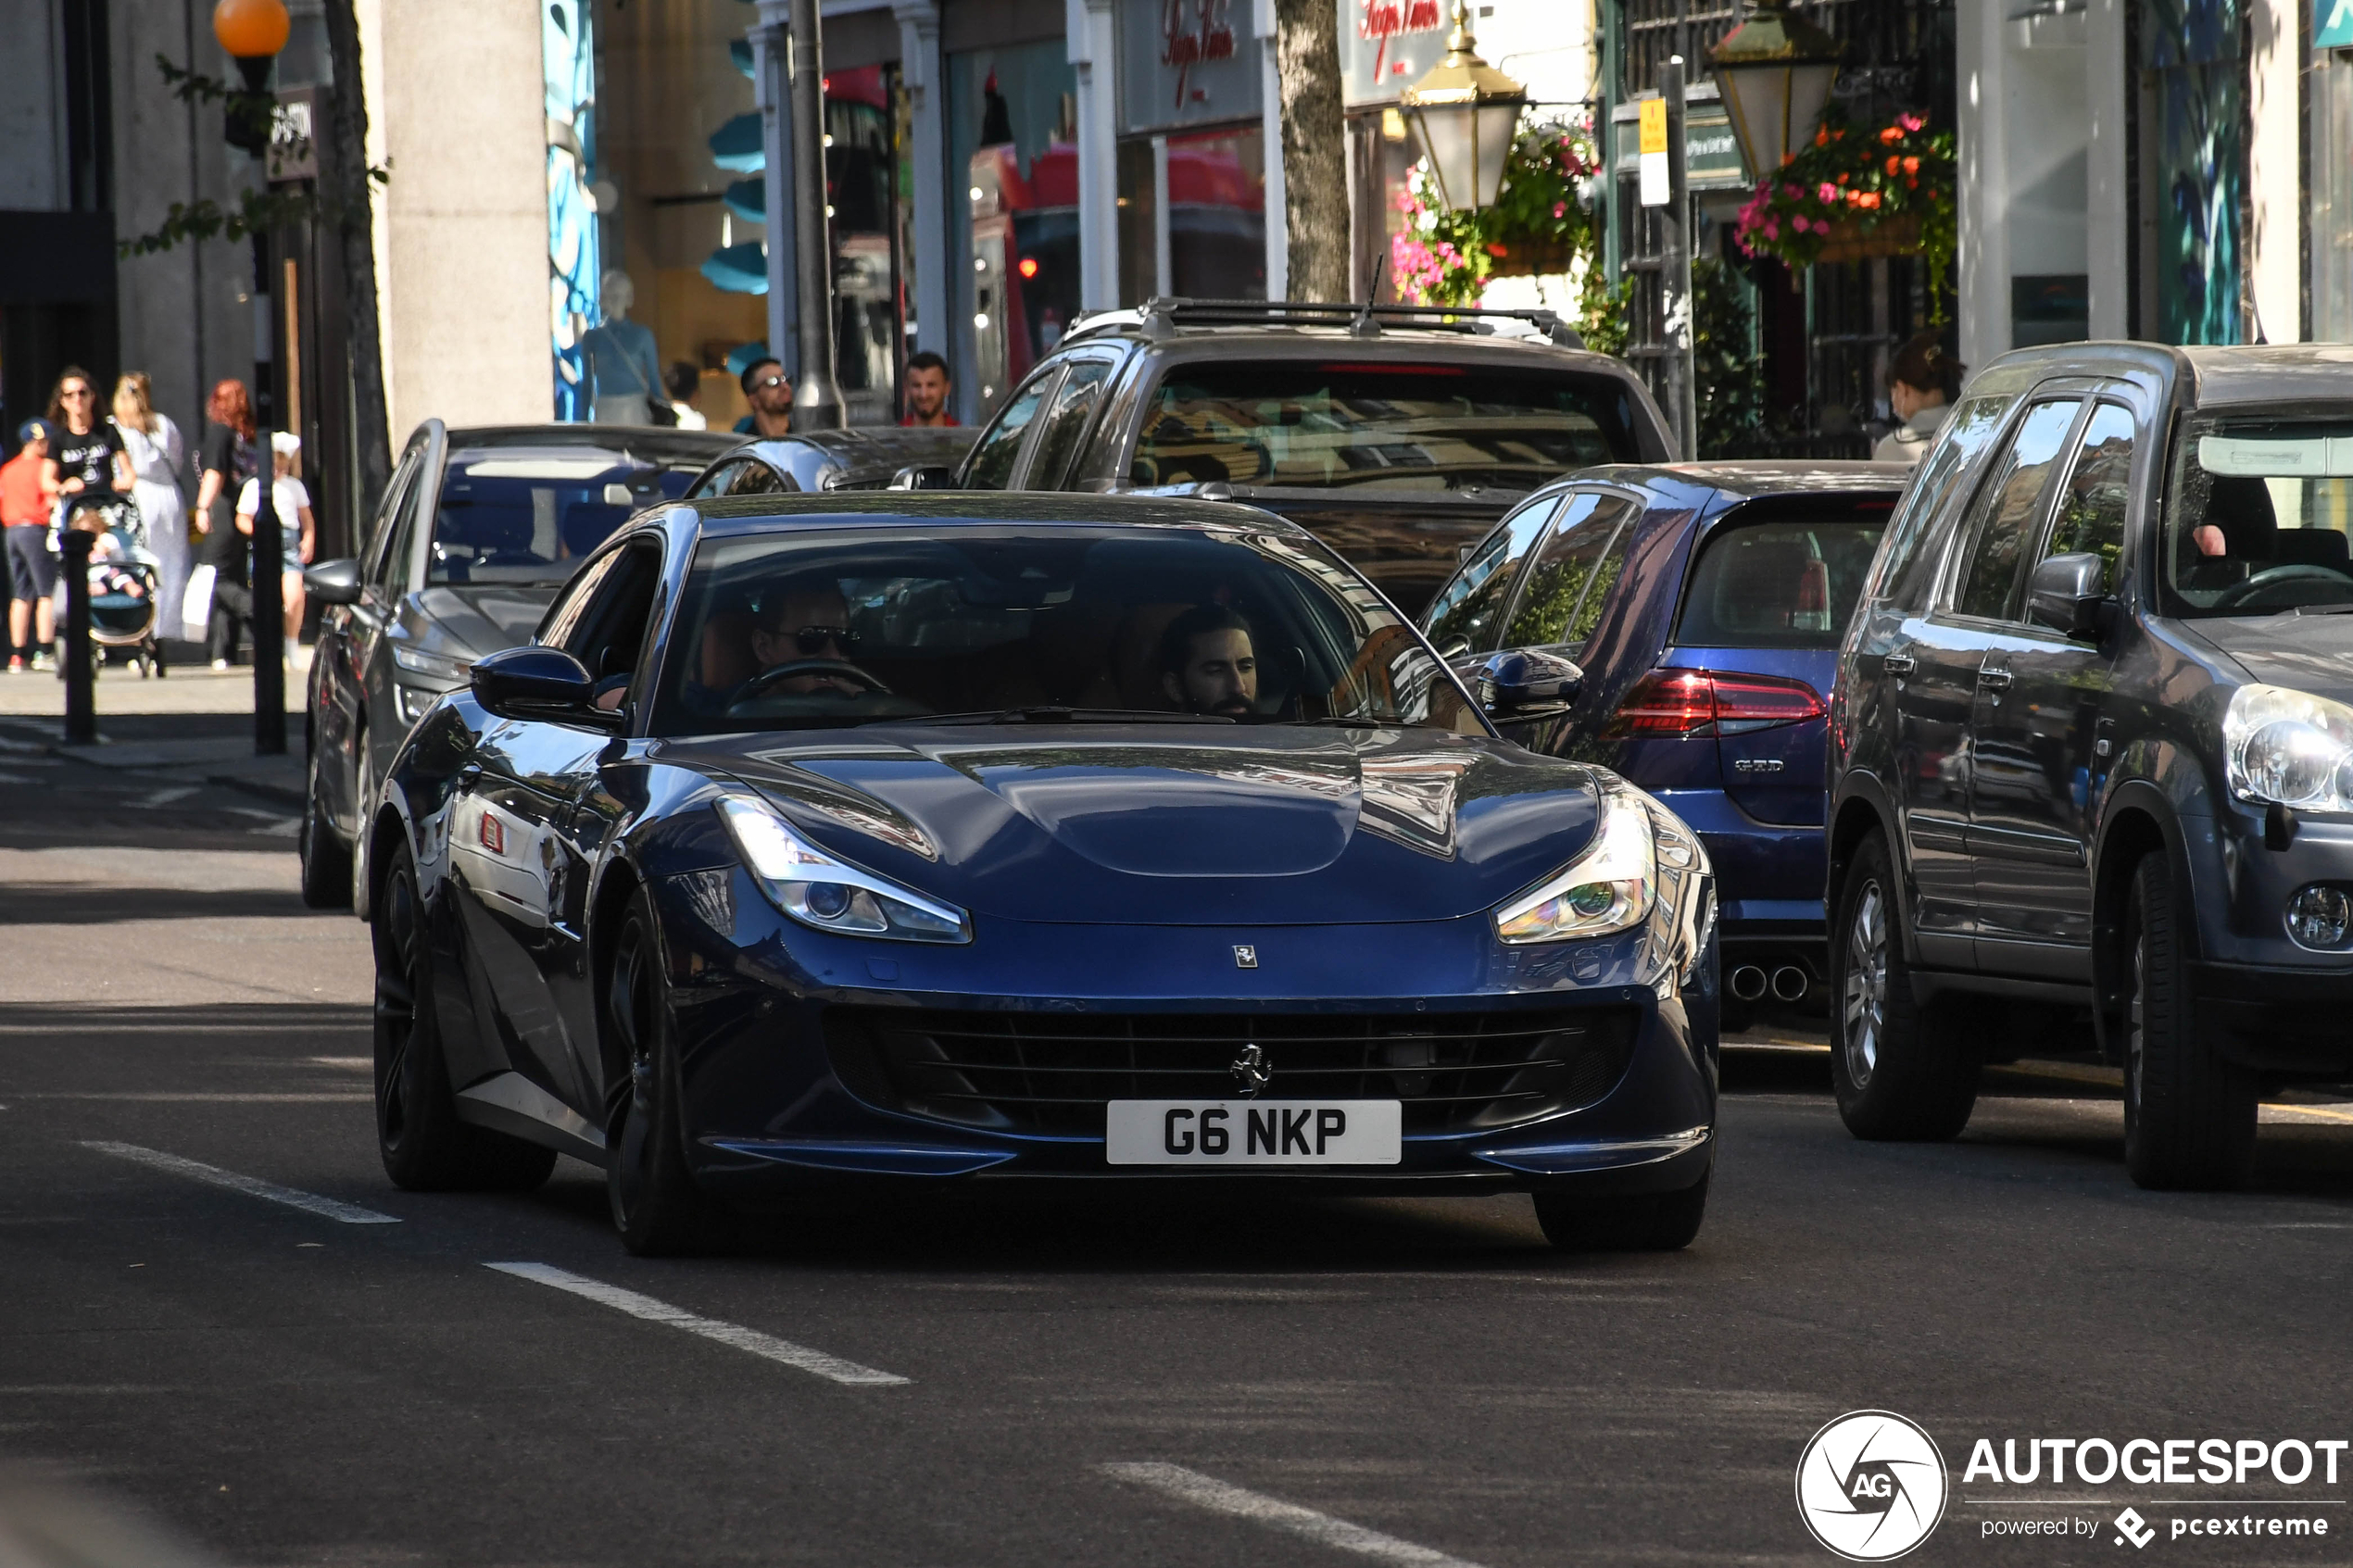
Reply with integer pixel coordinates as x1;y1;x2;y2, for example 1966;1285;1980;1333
656;871;1719;1201
2194;961;2353;1077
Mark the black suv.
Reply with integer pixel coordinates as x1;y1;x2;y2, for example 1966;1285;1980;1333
1829;344;2353;1189
896;298;1674;614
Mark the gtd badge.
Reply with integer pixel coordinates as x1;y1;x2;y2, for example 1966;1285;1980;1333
1794;1410;1948;1562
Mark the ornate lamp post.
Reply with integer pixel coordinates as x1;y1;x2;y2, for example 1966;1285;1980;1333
215;0;291;755
1399;0;1527;213
1708;0;1843;181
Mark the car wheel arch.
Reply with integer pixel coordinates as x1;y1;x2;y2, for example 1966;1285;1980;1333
1829;775;1910;961
587;857;648;1117
2090;786;2195;1062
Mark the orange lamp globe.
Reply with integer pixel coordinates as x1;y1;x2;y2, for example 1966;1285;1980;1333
212;0;290;59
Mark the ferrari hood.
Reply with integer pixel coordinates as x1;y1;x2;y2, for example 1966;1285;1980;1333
667;725;1605;925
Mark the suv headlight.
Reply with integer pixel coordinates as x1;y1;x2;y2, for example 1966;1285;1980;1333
716;795;970;944
393;645;472;683
1493;782;1657;944
2224;684;2353;812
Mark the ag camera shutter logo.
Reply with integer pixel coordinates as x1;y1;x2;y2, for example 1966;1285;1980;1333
1795;1410;1950;1561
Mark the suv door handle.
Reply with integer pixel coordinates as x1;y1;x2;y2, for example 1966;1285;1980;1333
1882;651;1915;676
1978;668;2014;690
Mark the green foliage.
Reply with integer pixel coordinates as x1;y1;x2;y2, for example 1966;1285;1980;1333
1392;119;1601;307
1578;269;1634;360
1692;258;1768;458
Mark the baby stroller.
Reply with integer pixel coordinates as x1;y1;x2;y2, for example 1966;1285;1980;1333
53;495;167;678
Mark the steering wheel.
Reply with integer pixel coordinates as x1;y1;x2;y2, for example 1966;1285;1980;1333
2207;564;2353;610
732;659;892;702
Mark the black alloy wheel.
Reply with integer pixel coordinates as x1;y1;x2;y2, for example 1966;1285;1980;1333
1830;830;1980;1140
606;887;732;1256
1533;1172;1709;1251
2121;855;2257;1189
371;844;556;1191
299;736;354;910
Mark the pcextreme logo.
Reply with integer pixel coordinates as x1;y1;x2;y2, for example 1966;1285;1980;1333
1795;1410;1951;1562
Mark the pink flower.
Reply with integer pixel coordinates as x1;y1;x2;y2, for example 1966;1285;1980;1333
1763;220;1780;240
1552;202;1567;219
1818;182;1838;204
1899;113;1925;132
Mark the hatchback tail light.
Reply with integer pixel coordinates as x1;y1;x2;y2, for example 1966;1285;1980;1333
1602;669;1825;738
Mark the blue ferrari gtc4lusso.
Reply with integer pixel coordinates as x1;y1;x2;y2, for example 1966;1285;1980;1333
365;494;1719;1254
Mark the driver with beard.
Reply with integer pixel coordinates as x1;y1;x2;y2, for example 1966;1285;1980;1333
1158;604;1259;719
739;577;876;701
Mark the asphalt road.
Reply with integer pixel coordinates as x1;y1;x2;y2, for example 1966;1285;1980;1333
3;726;2351;1566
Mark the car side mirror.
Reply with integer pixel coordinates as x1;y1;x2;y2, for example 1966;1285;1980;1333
2025;552;2112;639
305;558;362;606
470;646;622;731
1476;646;1584;724
887;464;958;491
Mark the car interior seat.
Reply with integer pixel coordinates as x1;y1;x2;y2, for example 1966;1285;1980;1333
2274;528;2351;571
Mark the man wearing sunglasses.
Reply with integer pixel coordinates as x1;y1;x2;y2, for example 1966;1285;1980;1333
745;578;872;697
731;358;794;438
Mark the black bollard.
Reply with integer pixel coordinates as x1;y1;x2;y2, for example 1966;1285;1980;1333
59;527;94;745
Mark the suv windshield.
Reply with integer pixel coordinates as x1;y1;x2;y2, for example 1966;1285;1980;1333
1131;363;1640;494
649;524;1483;735
2162;417;2353;616
1677;509;1892;648
429;451;692;584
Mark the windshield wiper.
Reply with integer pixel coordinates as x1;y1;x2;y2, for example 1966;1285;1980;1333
2290;602;2353;616
1301;714;1395;728
862;706;1234;726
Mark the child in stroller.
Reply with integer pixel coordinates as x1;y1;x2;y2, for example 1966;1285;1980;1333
56;494;167;677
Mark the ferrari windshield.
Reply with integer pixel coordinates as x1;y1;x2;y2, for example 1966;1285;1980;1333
2163;417;2353;616
1130;364;1641;493
648;523;1483;735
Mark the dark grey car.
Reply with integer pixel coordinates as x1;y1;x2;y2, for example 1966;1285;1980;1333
1827;343;2353;1189
298;420;737;911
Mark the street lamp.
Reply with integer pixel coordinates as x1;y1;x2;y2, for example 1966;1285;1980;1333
1707;0;1843;181
1400;0;1527;212
214;0;291;756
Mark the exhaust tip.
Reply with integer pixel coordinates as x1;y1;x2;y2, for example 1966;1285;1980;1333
1771;965;1810;1002
1730;965;1768;1001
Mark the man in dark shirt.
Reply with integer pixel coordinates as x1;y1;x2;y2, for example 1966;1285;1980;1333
731;358;793;438
196;422;256;667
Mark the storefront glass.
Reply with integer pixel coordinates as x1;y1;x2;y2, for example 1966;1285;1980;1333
1114;126;1268;304
2141;0;2245;345
948;42;1078;413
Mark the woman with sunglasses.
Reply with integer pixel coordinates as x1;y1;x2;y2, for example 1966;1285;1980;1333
42;367;132;530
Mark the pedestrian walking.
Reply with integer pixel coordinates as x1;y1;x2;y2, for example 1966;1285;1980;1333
1;420;57;671
234;431;314;642
1871;332;1964;466
108;372;190;633
44;367;131;524
193;379;258;669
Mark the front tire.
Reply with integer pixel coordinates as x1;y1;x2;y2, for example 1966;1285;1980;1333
372;844;556;1192
299;733;354;910
606;888;732;1256
1831;830;1980;1140
1533;1173;1708;1252
2122;855;2256;1190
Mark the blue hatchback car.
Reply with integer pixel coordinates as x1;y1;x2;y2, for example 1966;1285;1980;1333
366;494;1720;1256
1419;463;1906;1024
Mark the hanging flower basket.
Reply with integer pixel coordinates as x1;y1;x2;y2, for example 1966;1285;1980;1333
1487;233;1580;279
1393;119;1601;305
1811;212;1924;265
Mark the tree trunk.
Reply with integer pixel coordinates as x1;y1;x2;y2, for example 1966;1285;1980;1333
1274;0;1350;303
320;0;393;522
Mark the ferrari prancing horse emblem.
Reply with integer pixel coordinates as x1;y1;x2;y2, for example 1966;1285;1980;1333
1234;945;1257;968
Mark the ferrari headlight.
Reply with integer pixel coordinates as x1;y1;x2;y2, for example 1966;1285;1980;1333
1492;783;1657;944
716;795;969;944
2224;684;2353;812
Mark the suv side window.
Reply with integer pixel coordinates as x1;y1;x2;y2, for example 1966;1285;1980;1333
1021;357;1116;490
1871;394;2013;611
1420;496;1560;658
1951;398;2082;620
1504;492;1639;653
2039;401;2134;592
963;370;1058;491
363;446;425;591
1068;351;1143;486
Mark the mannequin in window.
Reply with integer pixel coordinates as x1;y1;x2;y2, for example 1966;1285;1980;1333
583;270;663;425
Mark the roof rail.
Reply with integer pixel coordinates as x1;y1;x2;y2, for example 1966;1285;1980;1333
1133;296;1587;350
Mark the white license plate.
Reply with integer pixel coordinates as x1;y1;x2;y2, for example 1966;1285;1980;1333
1105;1100;1402;1165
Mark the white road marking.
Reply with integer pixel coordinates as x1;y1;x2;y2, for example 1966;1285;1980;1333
308;1056;371;1069
130;785;199;809
32;1092;371;1103
81;1141;398;1224
483;1262;910;1386
1101;1462;1488;1568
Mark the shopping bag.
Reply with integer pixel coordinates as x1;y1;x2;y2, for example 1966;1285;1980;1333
182;563;217;643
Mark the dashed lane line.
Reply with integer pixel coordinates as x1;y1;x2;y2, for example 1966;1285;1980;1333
81;1141;398;1224
483;1261;910;1386
1101;1462;1489;1568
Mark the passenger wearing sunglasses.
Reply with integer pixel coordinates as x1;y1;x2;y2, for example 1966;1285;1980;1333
731;358;794;439
743;579;871;698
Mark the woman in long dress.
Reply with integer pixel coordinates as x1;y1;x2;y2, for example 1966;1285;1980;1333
109;372;190;621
